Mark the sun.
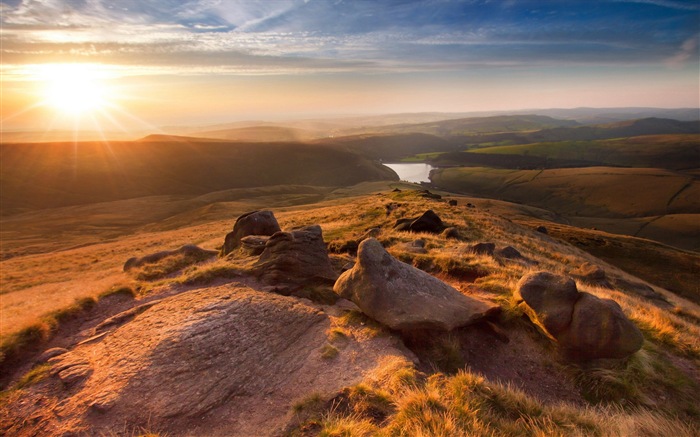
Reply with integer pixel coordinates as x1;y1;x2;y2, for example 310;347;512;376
38;64;113;116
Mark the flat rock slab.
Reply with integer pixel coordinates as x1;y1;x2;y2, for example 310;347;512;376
28;284;412;436
334;238;499;331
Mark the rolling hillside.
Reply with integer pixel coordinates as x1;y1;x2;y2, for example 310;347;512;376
431;166;700;251
461;118;700;146
0;137;397;215
317;132;457;161
189;126;324;142
467;134;700;170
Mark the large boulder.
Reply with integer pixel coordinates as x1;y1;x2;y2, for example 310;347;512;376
221;210;281;256
253;225;338;288
514;271;578;336
393;210;446;234
515;271;644;360
558;293;645;360
334;238;499;331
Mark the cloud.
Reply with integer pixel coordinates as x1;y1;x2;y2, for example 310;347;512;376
666;34;700;67
1;0;699;77
612;0;700;11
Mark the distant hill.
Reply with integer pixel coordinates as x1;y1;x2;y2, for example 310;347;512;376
189;126;324;142
317;132;456;161
0;137;397;215
467;134;700;171
431;166;700;251
462;118;700;146
339;114;580;137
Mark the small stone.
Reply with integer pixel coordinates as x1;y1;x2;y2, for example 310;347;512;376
497;246;522;259
37;347;69;363
470;242;495;256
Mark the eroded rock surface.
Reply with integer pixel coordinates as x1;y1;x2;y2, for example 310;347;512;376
19;285;411;436
253;225;338;288
334;238;498;331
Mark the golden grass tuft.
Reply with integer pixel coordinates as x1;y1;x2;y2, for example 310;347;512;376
1;296;96;371
291;352;698;436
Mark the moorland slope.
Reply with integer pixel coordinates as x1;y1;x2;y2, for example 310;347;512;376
0;138;396;215
1;187;699;436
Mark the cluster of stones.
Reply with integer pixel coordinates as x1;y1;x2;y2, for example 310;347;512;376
127;204;645;362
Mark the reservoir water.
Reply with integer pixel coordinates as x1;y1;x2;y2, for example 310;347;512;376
383;162;436;183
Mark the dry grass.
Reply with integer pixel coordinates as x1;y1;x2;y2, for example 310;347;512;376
1;296;97;371
3;185;699;434
291;357;697;437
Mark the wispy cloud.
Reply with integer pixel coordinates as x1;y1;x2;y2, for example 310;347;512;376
666;34;700;67
2;0;698;78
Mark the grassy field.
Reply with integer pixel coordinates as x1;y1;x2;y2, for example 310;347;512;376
431;166;699;251
2;186;699;435
468;134;700;170
0;138;396;215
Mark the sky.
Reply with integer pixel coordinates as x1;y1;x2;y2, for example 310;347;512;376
1;0;699;132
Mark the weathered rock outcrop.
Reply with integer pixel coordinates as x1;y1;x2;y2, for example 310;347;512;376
515;271;644;360
393;210;446;234
28;286;413;436
334;238;499;331
253;225;338;288
240;235;270;256
123;244;217;271
221;210;281;256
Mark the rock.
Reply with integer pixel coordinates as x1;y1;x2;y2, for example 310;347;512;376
359;227;381;240
385;203;400;214
420;190;442;200
448;200;458;206
2;284;415;436
470;242;496;256
37;347;69;363
124;244;217;271
240;235;270;256
334;238;499;331
558;293;645;360
253;225;338;288
497;246;522;259
57;364;92;386
441;227;461;239
392;188;401;192
395;239;427;254
536;226;548;234
613;278;670;306
467;203;475;208
221;210;281;256
95;300;163;334
515;271;643;360
515;272;579;336
393;210;446;234
572;262;607;282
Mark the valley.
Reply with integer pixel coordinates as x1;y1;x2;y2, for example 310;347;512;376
1;110;699;436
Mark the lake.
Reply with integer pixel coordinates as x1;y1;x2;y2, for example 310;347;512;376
383;162;436;183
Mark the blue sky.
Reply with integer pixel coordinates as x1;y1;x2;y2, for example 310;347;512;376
1;0;698;127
